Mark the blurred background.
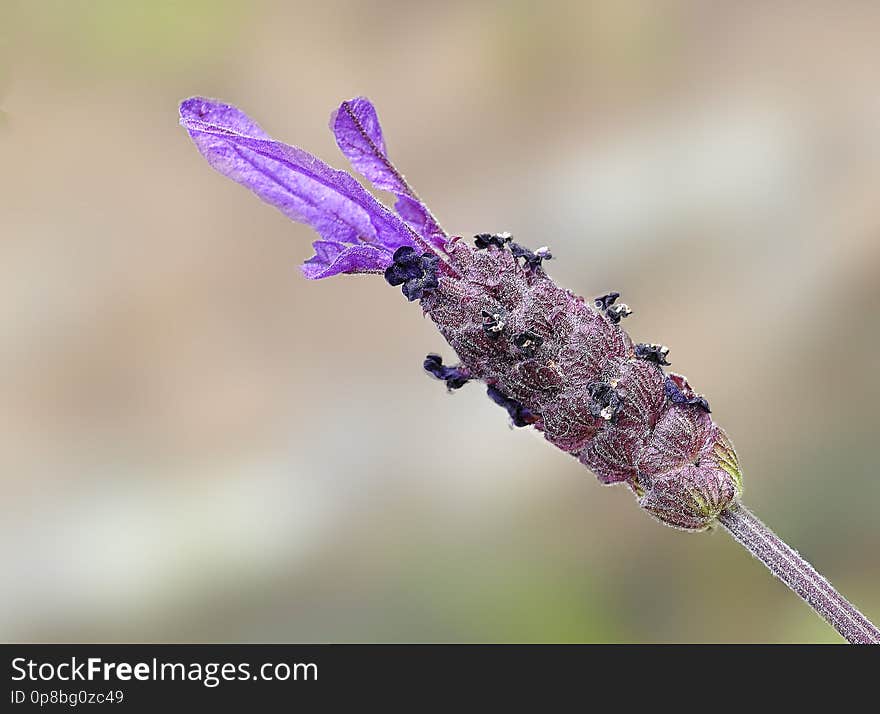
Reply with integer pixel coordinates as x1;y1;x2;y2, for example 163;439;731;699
2;0;879;643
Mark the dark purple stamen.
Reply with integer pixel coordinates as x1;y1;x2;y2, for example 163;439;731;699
423;354;470;390
594;292;632;324
486;385;537;427
510;242;553;270
635;343;671;366
587;381;623;421
384;247;440;301
513;331;544;357
384;246;422;282
474;232;512;250
481;306;507;337
664;376;711;412
595;292;620;310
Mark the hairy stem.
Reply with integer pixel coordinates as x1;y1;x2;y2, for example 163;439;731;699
718;503;879;643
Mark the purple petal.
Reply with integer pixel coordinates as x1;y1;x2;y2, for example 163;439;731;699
330;97;400;193
180;97;418;278
394;195;447;250
301;242;392;279
331;97;447;249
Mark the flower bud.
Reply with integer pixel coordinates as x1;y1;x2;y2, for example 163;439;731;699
637;427;742;530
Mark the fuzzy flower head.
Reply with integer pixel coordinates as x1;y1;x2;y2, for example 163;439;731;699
180;95;744;531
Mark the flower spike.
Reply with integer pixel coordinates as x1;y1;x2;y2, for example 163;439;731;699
331;97;447;250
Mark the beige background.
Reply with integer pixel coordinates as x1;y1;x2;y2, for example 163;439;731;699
2;0;879;642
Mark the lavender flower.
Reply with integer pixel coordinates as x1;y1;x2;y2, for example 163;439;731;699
423;354;470;391
384;246;440;301
180;95;880;643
